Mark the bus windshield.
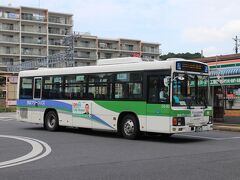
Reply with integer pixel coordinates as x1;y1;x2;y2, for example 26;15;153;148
172;73;209;107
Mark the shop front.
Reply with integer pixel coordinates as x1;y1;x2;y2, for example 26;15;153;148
210;68;240;124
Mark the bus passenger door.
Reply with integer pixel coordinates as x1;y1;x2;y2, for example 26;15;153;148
32;77;43;123
146;75;171;133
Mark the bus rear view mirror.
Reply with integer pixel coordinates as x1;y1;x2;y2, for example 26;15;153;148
164;76;171;87
178;76;185;81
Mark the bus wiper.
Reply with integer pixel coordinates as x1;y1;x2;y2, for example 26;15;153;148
201;99;208;109
186;97;194;109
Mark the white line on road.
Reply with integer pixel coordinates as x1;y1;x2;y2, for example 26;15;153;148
176;134;240;140
0;135;51;169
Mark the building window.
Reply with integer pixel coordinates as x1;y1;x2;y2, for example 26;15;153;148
225;85;240;109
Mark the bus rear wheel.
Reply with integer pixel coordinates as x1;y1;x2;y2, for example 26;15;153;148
44;111;59;131
121;114;139;139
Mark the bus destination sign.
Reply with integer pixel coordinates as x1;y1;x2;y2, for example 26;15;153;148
176;61;208;73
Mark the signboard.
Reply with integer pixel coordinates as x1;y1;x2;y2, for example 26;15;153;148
210;77;240;86
176;61;208;73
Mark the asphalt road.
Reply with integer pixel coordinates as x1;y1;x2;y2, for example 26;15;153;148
1;113;240;180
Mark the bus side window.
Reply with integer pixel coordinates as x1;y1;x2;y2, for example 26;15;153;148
20;77;33;99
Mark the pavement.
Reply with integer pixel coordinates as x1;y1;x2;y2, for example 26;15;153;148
213;123;240;132
2;113;240;179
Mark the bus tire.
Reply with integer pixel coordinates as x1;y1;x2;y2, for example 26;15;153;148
121;114;139;139
44;111;59;131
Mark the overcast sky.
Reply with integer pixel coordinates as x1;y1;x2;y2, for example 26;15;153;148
1;0;240;57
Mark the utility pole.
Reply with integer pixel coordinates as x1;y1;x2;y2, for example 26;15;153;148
233;36;240;54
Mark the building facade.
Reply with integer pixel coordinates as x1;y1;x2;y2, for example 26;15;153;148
74;35;160;66
196;54;240;124
0;6;73;70
0;5;160;69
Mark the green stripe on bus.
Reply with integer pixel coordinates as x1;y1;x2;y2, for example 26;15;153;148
95;101;192;117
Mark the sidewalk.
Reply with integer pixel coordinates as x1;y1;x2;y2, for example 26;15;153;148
213;123;240;132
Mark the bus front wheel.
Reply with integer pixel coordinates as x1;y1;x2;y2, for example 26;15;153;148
44;111;59;131
121;114;139;139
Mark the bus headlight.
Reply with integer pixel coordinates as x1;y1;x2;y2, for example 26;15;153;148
172;117;185;126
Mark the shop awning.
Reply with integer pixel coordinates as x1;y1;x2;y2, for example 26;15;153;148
210;67;240;76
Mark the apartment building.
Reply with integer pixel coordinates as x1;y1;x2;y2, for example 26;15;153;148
0;5;73;70
74;34;160;66
0;5;160;69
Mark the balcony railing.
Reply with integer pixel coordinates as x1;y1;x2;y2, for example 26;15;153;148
0;12;20;20
48;29;69;35
21;50;46;56
0;49;19;55
48;17;72;25
0;26;19;31
22;28;46;34
22;39;46;45
48;40;65;46
120;47;140;51
0;37;19;43
142;48;159;54
21;14;46;22
74;53;97;59
75;43;96;48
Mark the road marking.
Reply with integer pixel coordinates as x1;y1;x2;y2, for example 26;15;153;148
0;117;16;121
176;134;240;141
0;135;51;169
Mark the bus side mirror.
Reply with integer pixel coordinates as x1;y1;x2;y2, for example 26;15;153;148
164;76;171;87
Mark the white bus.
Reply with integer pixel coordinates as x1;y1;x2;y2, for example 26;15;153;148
17;57;213;139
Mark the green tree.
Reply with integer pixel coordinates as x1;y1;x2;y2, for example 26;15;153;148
160;52;203;60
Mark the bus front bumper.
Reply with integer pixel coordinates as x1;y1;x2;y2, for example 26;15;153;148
170;124;213;133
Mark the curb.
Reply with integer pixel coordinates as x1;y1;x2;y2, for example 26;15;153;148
213;124;240;132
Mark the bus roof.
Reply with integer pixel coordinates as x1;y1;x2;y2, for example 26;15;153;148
19;57;207;77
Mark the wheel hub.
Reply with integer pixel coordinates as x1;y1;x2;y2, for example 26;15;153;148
124;119;135;136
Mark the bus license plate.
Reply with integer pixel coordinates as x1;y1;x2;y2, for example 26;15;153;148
195;126;202;132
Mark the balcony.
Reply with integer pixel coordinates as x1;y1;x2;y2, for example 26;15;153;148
120;46;140;52
0;25;19;32
0;49;19;55
48;29;70;35
0;12;20;20
48;40;66;46
75;43;96;49
98;43;118;50
22;39;47;45
21;27;46;34
48;17;72;25
0;37;19;43
74;53;97;60
142;47;160;54
21;50;46;56
21;14;46;22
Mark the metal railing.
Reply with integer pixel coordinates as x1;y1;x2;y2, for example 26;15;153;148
142;48;160;54
74;53;97;59
21;50;46;56
21;14;46;22
120;47;140;51
75;43;96;48
22;28;46;34
0;26;19;31
22;39;47;45
0;13;20;20
48;17;72;25
0;49;19;55
0;37;19;43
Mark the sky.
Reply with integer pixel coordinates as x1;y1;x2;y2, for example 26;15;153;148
1;0;240;57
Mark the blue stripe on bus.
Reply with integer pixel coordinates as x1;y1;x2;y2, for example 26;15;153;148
17;99;72;111
17;99;114;129
91;114;114;129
